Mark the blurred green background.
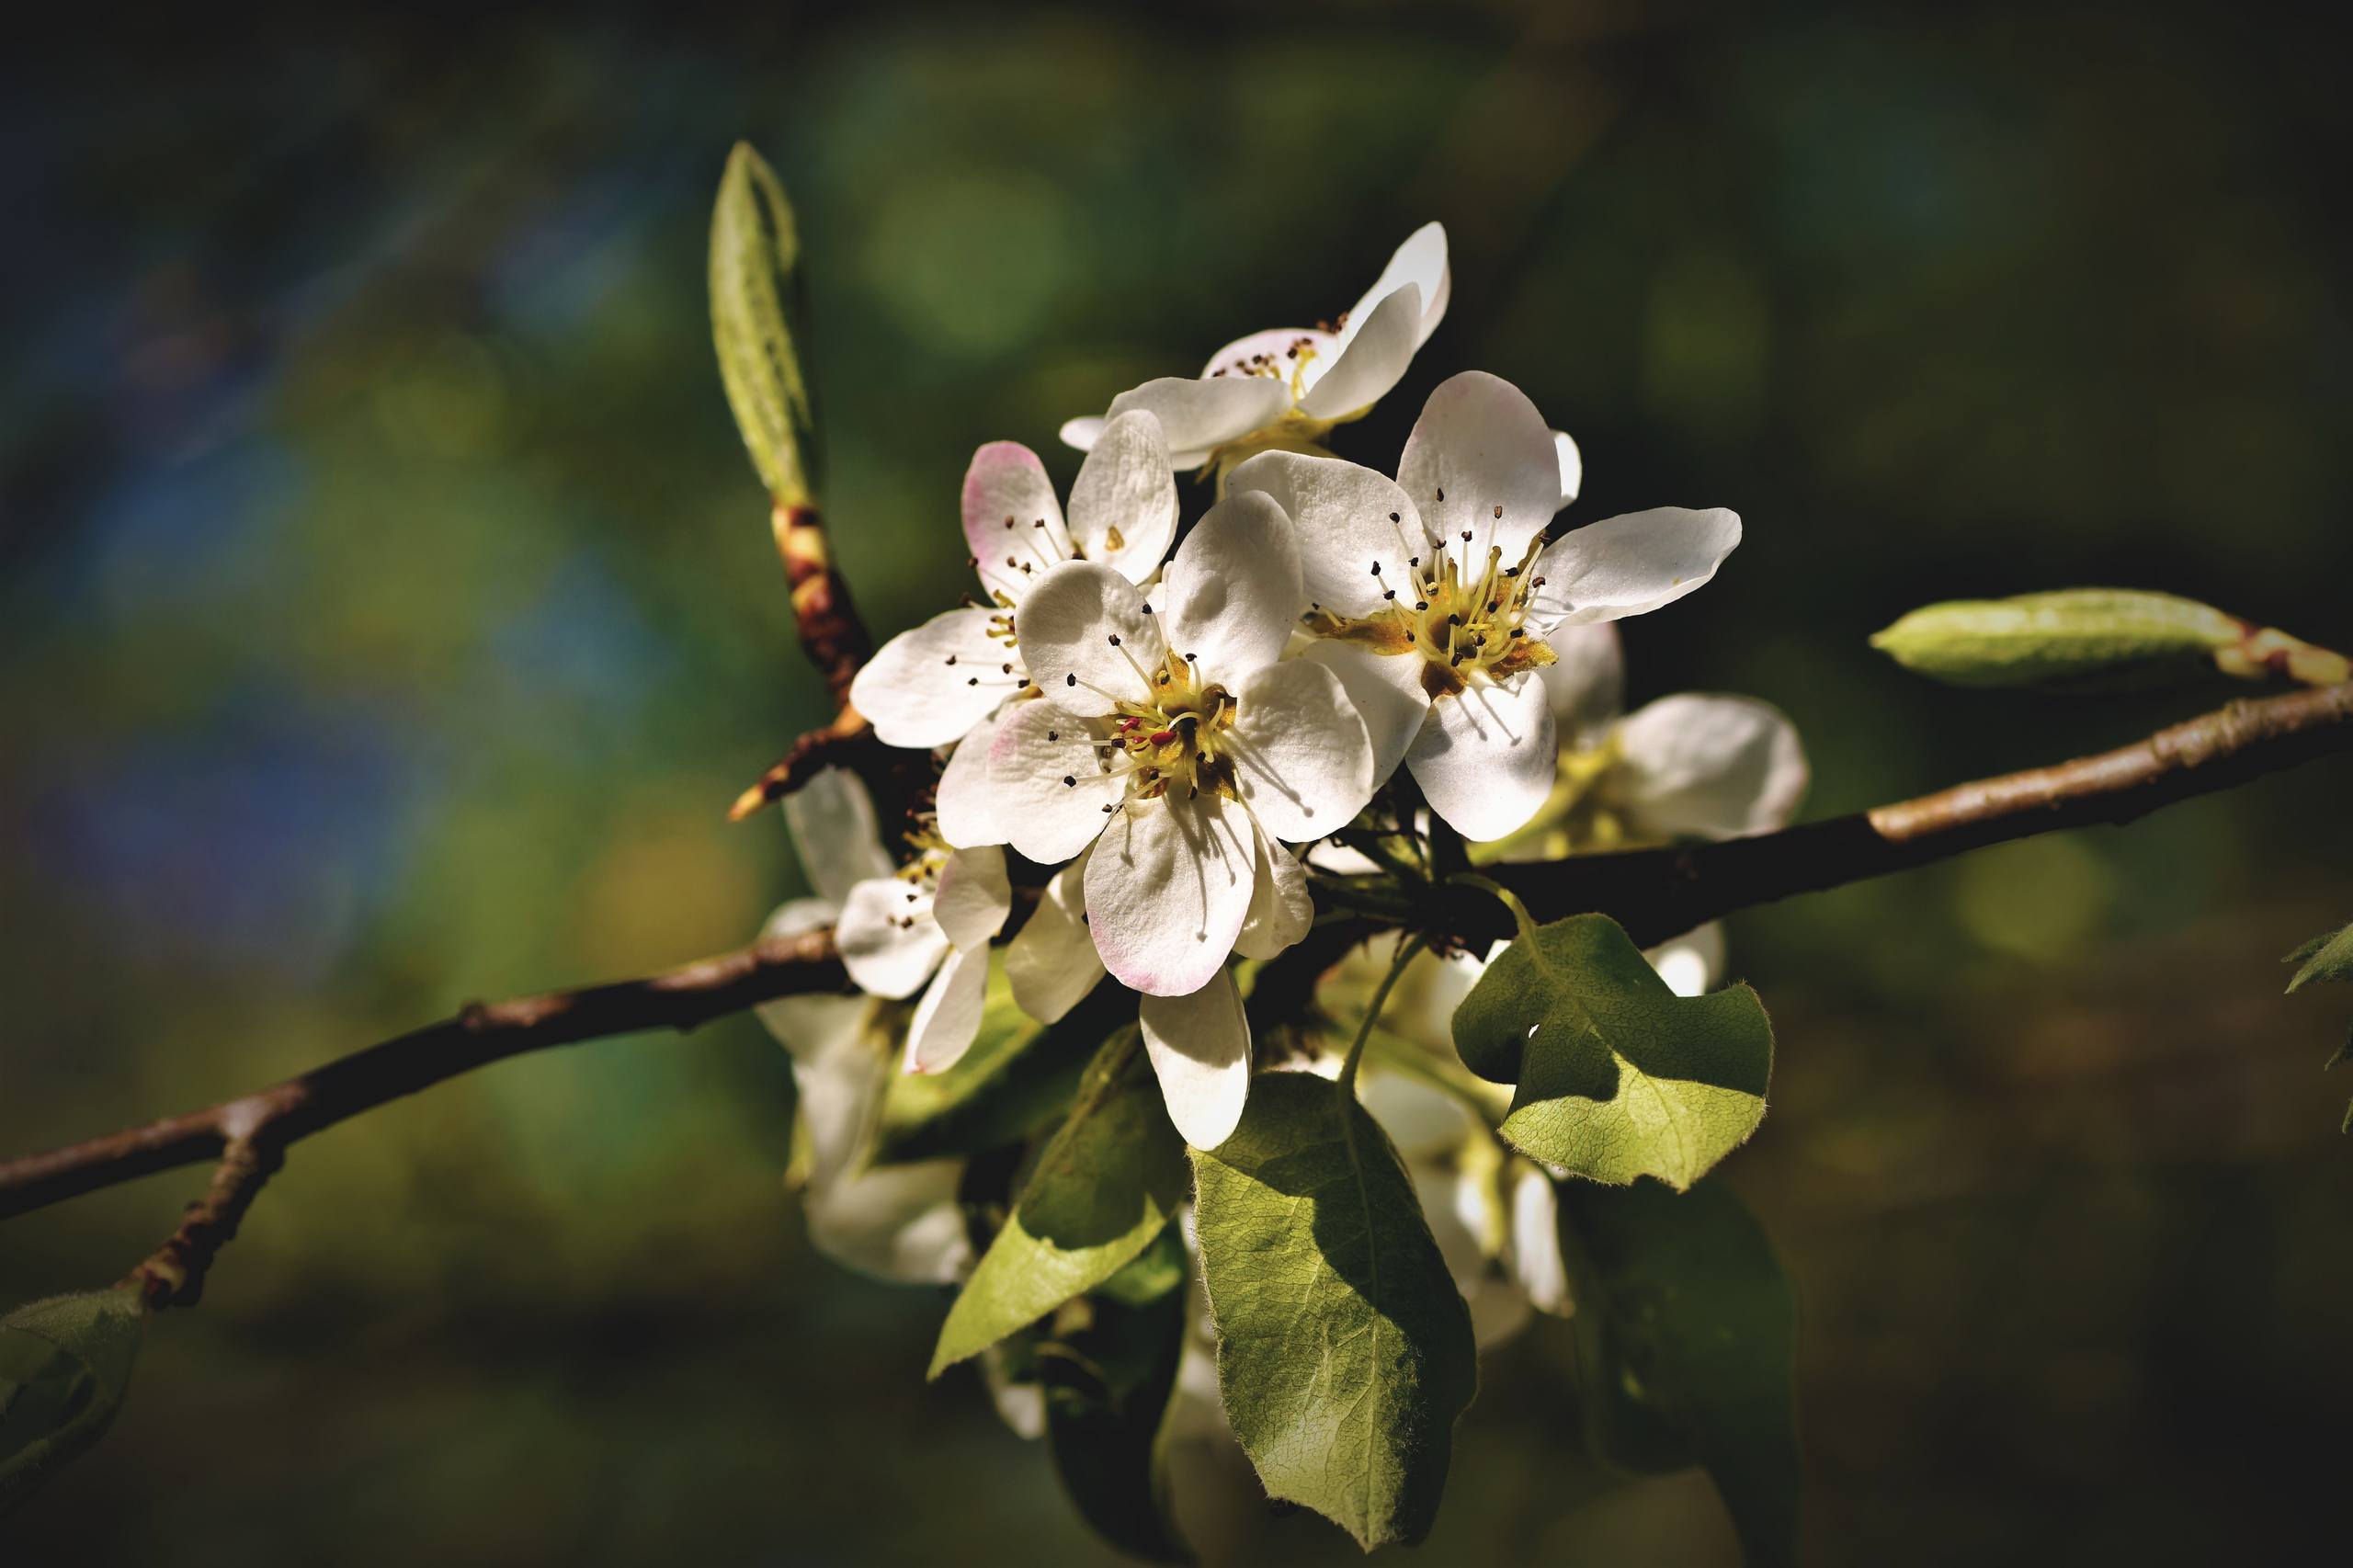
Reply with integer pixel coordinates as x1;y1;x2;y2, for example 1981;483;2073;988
5;2;2350;1562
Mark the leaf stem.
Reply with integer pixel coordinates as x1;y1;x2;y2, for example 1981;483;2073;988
1450;872;1541;948
1336;935;1426;1099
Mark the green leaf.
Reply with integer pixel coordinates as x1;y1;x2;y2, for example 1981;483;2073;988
1870;589;2241;688
1;1289;146;1516
930;1031;1190;1378
1190;1073;1478;1551
1562;1177;1800;1566
710;142;820;506
1451;914;1773;1191
1040;1228;1193;1564
2284;920;2353;994
875;968;1114;1165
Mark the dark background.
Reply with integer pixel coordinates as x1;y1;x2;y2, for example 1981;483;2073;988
4;3;2348;1562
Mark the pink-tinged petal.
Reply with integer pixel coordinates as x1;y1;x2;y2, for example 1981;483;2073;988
1643;922;1728;998
1406;672;1559;841
1613;694;1808;839
1138;969;1252;1150
962;442;1072;603
1084;790;1254;997
1397;370;1562;561
983;701;1126;865
1107;374;1290;455
1302;640;1429;788
836;875;949;999
904;944;990;1074
1223;658;1377;842
1228;449;1431;620
935;708;1006;848
1233;826;1312;960
933;846;1012;948
1341;222;1450;351
1297;282;1422;420
780;767;895;907
1013;561;1168;716
1552;428;1584;509
1006;846;1105;1024
1537;624;1625;749
1528;507;1742;628
1157;490;1302;682
1067;409;1177;585
850;608;1021;749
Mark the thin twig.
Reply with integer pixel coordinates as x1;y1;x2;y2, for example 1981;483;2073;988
119;1138;280;1312
727;713;885;821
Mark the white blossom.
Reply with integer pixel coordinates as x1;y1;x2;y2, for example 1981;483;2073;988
1233;370;1743;842
848;411;1178;756
1060;224;1451;478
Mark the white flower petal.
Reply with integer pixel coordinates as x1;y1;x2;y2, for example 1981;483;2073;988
1397;370;1562;562
850;608;1020;749
904;944;990;1074
1200;324;1336;384
1067;409;1178;585
780;769;894;908
1157;489;1302;682
1302;640;1429;787
1233;826;1312;960
1643;922;1728;998
933;846;1012;948
1138;968;1253;1150
1407;672;1559;841
935;708;1006;848
1059;415;1106;453
1006;845;1106;1024
961;441;1072;601
1224;658;1376;843
804;1160;971;1285
756;898;868;1062
1360;1069;1478;1160
1529;506;1743;628
1228;449;1429;620
1614;693;1808;839
1552;428;1584;509
1509;1169;1571;1315
984;701;1126;865
1537;623;1625;748
1011;562;1168;716
1296;281;1422;421
1341;222;1449;351
1106;374;1290;457
836;876;949;1000
790;1021;887;1187
1085;790;1255;997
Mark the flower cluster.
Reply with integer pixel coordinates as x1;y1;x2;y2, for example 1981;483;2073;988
762;222;1767;1166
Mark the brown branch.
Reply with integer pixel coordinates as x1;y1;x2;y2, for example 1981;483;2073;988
0;927;846;1223
727;710;883;822
5;683;2348;1279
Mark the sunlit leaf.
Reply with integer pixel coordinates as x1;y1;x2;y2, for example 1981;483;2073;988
874;969;1115;1165
710;142;820;506
1563;1176;1799;1566
0;1290;145;1516
1870;588;2241;688
1452;914;1772;1191
2284;920;2353;994
1040;1229;1192;1564
930;1031;1188;1377
1190;1072;1478;1551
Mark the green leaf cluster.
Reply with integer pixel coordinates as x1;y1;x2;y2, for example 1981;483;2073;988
1561;1177;1800;1565
1;1289;146;1516
874;972;1113;1165
1190;1072;1479;1551
1452;913;1773;1190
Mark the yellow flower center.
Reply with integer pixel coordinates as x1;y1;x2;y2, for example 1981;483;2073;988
1305;527;1557;698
